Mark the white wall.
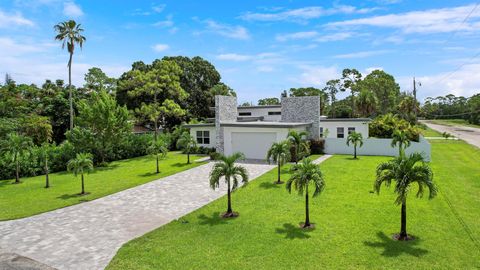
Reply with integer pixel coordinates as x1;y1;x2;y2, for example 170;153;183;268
324;136;431;161
189;126;216;148
237;107;282;121
320;121;369;139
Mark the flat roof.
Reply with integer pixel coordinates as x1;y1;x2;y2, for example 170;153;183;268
321;118;371;122
237;105;282;109
220;121;312;128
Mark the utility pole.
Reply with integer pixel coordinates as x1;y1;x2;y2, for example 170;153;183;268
413;77;421;120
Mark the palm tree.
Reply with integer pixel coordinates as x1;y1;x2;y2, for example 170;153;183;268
209;152;249;218
67;153;94;195
2;133;32;184
391;130;411;157
356;89;377;117
286;158;325;228
266;141;291;184
176;131;197;164
287;130;309;164
346;131;363;159
38;143;55;188
54;20;86;131
374;153;437;240
147;139;168;173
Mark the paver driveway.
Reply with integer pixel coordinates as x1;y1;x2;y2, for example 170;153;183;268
0;161;275;270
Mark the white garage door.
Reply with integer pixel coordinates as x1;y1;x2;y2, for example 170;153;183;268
231;132;277;160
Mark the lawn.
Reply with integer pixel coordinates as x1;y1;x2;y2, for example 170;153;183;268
429;119;480;129
107;141;480;270
0;152;204;220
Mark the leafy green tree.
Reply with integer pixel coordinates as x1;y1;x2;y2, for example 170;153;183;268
209;83;236;97
176;131;197;164
322;80;341;117
287;130;309;164
54;20;86;130
147;139;168;173
209;152;248;218
391;130;411;157
356;89;377;117
286;158;325;228
467;93;480;125
67;153;94;195
374;153;437;240
341;68;362;117
289;87;329;115
346;131;363;159
360;70;400;115
2;133;32;183
21;115;53;145
38;143;55;188
266;141;291;184
258;97;280;105
84;67;117;94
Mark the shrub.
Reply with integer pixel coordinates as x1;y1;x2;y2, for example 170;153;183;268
309;139;325;155
369;113;420;141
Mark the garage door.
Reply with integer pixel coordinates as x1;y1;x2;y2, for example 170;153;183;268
231;132;277;160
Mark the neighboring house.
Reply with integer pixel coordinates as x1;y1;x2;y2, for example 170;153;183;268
184;95;371;159
132;124;153;135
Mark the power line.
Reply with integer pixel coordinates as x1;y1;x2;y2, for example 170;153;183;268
441;2;479;46
435;50;480;85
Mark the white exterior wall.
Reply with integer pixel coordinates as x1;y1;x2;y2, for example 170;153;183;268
237;107;282;121
189;126;216;148
323;136;431;161
320;121;369;139
223;126;305;159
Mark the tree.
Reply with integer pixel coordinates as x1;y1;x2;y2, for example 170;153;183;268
258;97;280;105
360;70;400;115
2;133;32;183
340;68;362;117
209;83;236;97
287;130;309;164
176;131;197;164
209;152;248;218
38;142;55;188
286;158;325;228
346;132;363;159
147;139;168;173
54;20;86;131
84;67;117;94
67;153;94;195
356;89;377;117
467;93;480;125
391;130;411;157
374;153;437;240
322;80;341;117
20;114;53;145
397;95;420;124
266;141;291;184
289;87;329;115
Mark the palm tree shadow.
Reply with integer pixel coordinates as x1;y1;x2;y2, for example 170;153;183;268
259;181;281;189
139;171;159;177
275;223;314;239
197;212;229;226
363;231;429;257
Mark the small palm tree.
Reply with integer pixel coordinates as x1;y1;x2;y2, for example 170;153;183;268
67;153;94;195
374;153;437;240
209;152;249;218
266;140;291;184
2;133;32;184
287;130;309;164
286;158;325;228
54;20;86;130
147;139;168;173
176;131;197;164
391;130;411;157
38;143;55;188
346;131;363;159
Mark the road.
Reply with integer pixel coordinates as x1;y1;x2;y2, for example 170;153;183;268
421;120;480;149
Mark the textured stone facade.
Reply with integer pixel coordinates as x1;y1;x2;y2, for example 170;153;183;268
215;95;237;153
281;96;321;138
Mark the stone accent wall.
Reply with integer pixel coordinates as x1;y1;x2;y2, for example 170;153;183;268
215;95;238;153
281;96;321;138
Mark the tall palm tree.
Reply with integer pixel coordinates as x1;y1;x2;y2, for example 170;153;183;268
54;20;86;131
391;130;411;157
287;130;309;164
209;152;249;218
374;153;437;240
67;153;94;195
346;131;363;159
2;133;32;184
286;158;325;228
147;138;168;173
38;142;55;188
356;89;377;117
266;140;291;184
176;131;197;164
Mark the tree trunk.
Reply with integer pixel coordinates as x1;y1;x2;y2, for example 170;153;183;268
156;155;159;173
304;185;310;227
187;153;190;164
354;145;357;159
153;93;158;142
400;201;407;239
45;158;49;188
295;146;299;164
226;176;232;214
277;160;281;183
68;52;74;131
15;155;20;184
81;174;85;195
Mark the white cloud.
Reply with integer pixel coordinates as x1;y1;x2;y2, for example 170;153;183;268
276;31;318;42
132;4;166;16
257;65;275;72
199;19;250;40
333;50;390;59
152;44;169;52
364;67;384;75
152;4;166;13
217;53;252;61
315;32;354;42
63;1;84;18
0;9;34;28
327;4;480;34
296;65;339;86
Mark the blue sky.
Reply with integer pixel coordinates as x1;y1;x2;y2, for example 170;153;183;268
1;0;479;104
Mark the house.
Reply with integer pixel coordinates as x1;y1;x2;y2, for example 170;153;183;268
184;95;371;159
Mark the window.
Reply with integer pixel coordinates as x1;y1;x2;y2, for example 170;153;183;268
320;127;324;138
337;127;344;138
196;130;210;144
239;112;251;116
268;111;281;115
348;127;355;135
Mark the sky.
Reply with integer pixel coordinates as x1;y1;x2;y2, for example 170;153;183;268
0;0;480;104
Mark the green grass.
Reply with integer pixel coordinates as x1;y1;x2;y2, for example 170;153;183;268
0;152;204;221
429;119;480;129
107;142;480;270
421;127;443;137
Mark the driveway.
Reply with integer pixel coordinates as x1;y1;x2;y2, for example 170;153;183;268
0;162;275;270
421;120;480;149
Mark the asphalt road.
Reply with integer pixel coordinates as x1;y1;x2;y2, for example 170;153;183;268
421;120;480;149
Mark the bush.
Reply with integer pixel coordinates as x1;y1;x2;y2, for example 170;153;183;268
309;139;325;155
188;146;215;155
369;113;420;141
